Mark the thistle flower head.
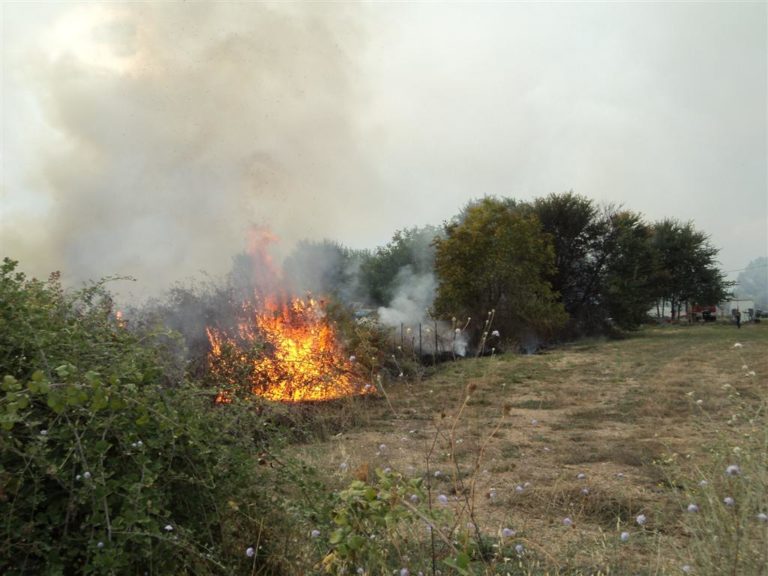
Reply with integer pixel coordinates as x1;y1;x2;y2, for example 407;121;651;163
620;531;630;542
723;496;735;506
725;464;740;476
501;527;515;538
687;503;699;513
246;547;255;558
636;514;647;526
563;517;573;526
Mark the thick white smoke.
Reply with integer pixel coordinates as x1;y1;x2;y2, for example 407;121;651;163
3;3;375;296
376;267;434;328
376;267;468;356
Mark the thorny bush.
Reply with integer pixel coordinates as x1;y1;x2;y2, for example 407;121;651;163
0;258;317;575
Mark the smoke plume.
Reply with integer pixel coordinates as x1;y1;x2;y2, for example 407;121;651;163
3;3;373;296
376;267;435;328
376;267;468;357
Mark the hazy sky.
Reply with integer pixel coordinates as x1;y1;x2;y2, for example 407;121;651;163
1;1;766;295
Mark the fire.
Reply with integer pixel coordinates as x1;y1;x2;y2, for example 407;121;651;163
207;295;370;403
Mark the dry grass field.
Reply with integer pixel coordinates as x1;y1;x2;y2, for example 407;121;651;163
288;322;768;575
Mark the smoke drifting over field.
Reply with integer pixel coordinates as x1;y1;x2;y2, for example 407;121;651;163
3;2;765;295
3;3;373;293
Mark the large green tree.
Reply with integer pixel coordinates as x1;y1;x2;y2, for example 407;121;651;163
601;210;658;329
650;219;731;318
433;198;566;344
530;192;658;333
529;192;608;333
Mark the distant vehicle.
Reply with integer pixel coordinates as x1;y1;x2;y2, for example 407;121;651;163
691;304;717;322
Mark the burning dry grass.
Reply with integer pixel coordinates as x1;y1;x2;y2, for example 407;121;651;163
207;294;372;403
286;322;768;573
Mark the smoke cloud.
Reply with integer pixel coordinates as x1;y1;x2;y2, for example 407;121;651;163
5;2;764;296
3;3;374;296
376;267;469;357
376;267;434;328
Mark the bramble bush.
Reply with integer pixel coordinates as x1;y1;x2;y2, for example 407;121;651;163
0;258;317;574
320;469;437;574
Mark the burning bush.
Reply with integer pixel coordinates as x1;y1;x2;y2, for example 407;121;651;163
207;294;372;403
0;258;302;575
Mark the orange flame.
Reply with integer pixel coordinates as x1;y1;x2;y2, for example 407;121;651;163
207;295;371;403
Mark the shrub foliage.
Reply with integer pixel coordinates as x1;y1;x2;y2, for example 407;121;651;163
0;258;292;575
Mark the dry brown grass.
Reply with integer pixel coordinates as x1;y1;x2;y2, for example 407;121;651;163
286;322;768;574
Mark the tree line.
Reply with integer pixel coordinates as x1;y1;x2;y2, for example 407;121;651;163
433;193;730;343
259;192;731;348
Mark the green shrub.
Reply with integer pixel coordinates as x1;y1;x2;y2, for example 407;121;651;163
320;468;445;575
0;258;296;574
